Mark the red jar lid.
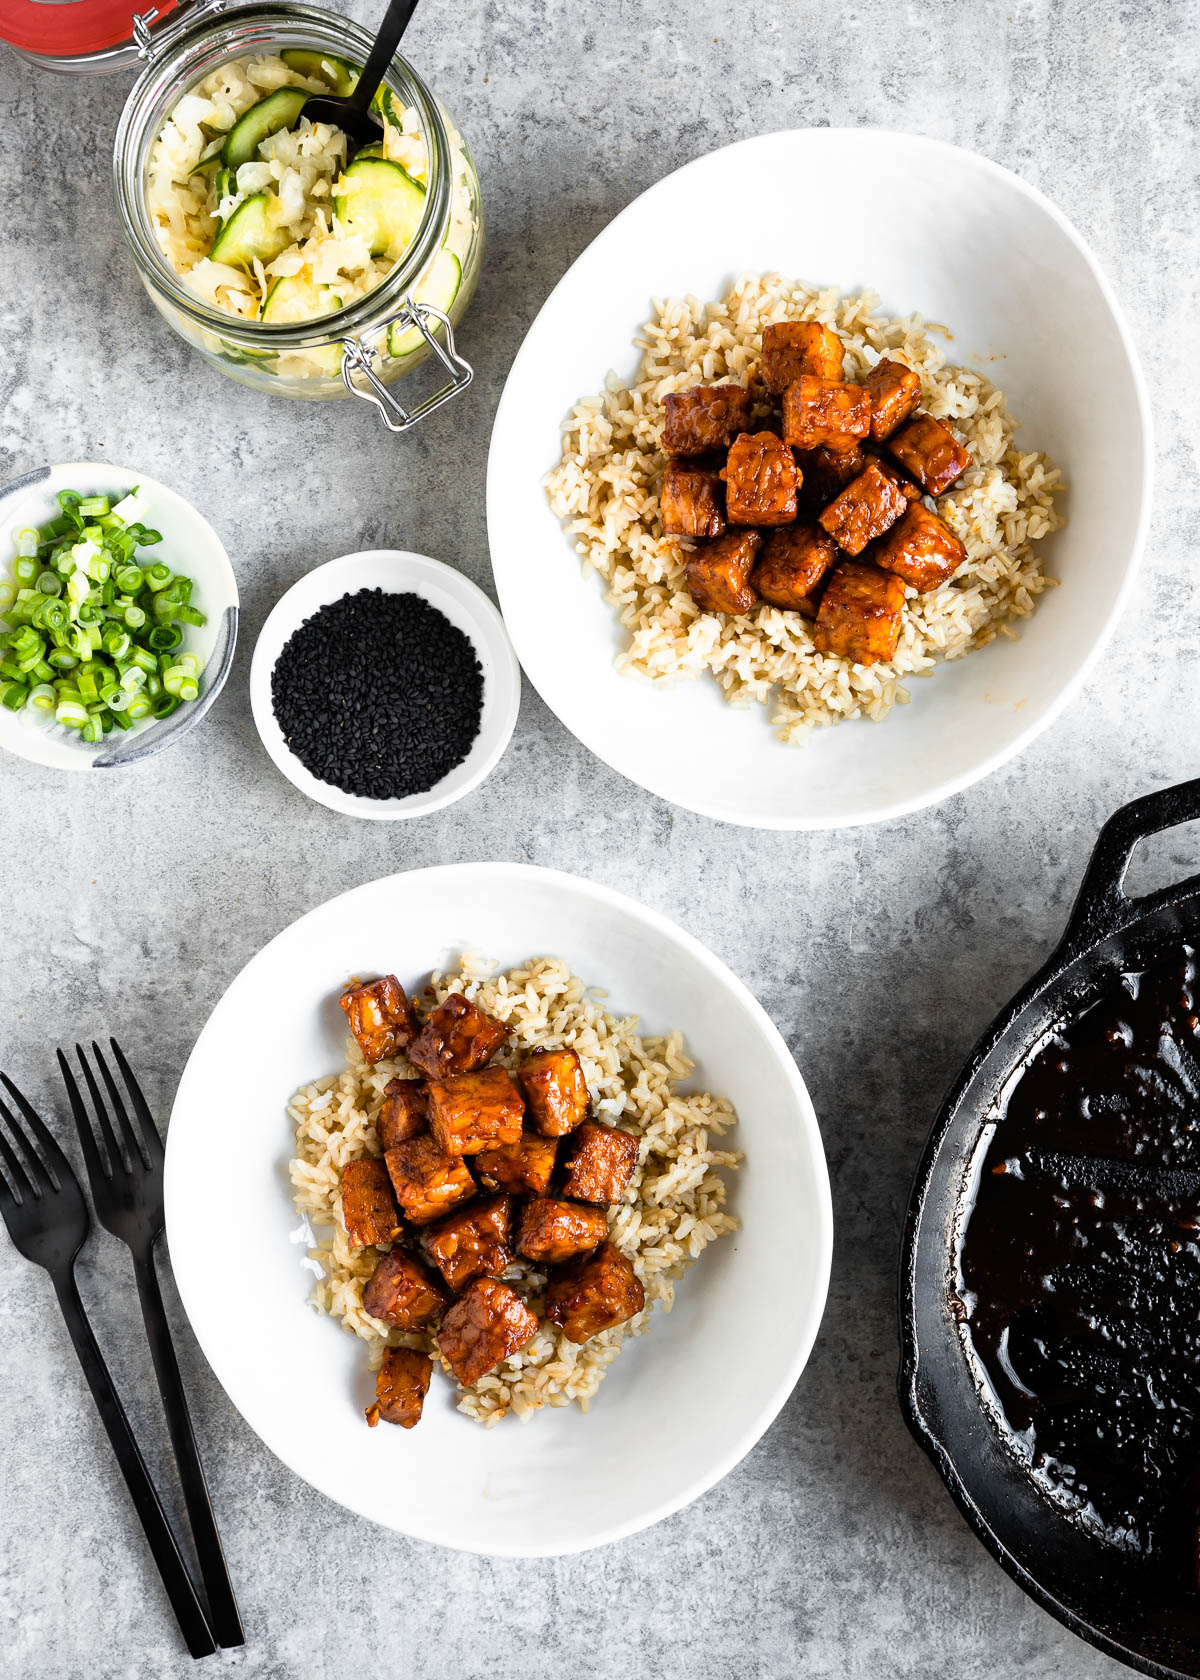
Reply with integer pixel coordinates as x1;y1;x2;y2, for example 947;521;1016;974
0;0;181;55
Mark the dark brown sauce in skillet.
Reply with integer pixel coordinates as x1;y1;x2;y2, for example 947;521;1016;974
957;945;1200;1565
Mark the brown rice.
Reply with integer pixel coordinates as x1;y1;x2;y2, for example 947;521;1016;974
288;955;740;1426
544;275;1066;743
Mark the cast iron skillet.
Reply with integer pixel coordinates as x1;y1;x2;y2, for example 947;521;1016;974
900;776;1200;1680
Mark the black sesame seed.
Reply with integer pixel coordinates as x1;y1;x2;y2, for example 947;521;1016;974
270;587;484;799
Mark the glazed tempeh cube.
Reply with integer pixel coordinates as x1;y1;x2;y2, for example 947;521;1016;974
751;524;837;614
812;562;906;667
340;1157;403;1248
782;377;871;453
761;320;844;392
869;455;923;504
794;443;865;513
377;1078;428;1151
438;1277;540;1385
818;461;909;556
385;1136;476;1225
475;1133;558;1196
339;976;415;1064
886;413;971;495
427;1066;525;1156
517;1047;591;1139
407;992;509;1080
545;1242;645;1345
362;1246;448;1329
423;1194;515;1292
871;502;968;592
721;432;798;527
660;465;725;540
516;1198;608;1264
560;1122;640;1205
366;1347;432;1428
685;531;762;615
662;384;752;456
864;357;922;443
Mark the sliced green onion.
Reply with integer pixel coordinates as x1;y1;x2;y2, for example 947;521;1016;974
152;693;180;719
115;565;144;593
47;649;77;671
55;698;88;729
147;625;182;652
13;557;37;585
144;564;173;592
1;681;26;710
0;583;15;614
138;528;163;547
27;683;56;712
110;708;133;730
81;712;105;742
78;496;110;517
127;644;156;675
57;491;81;512
124;693;152;721
174;605;206;628
101;625;131;660
15;528;39;558
36;571;63;596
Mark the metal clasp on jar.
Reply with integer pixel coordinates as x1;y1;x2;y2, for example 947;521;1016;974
340;302;473;433
132;0;227;62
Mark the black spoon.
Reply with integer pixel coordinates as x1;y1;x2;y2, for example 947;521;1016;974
303;0;420;151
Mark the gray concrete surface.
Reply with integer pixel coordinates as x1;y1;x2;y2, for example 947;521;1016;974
0;1;1196;1674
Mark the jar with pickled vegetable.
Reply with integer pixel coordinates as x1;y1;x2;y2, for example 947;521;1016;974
110;1;483;427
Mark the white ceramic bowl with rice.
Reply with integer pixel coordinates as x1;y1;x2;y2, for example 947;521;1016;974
164;863;832;1555
487;129;1152;830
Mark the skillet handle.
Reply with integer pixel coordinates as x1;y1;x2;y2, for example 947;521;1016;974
1054;777;1200;963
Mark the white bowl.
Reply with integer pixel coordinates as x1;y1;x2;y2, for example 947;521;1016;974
487;129;1153;830
164;862;833;1556
0;462;237;771
249;551;521;820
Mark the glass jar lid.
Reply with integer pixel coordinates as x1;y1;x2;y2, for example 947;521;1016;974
1;0;190;71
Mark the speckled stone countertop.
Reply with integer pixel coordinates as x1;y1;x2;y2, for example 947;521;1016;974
0;2;1196;1675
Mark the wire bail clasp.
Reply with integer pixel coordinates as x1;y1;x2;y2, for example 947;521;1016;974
133;0;227;62
340;301;473;433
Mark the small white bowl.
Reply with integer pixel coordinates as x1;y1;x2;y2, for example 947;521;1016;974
0;463;238;772
250;551;521;819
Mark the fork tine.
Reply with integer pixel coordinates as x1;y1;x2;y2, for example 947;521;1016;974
0;1090;51;1198
74;1045;129;1175
0;1103;34;1202
0;1074;67;1188
91;1042;151;1171
58;1048;110;1189
107;1038;164;1164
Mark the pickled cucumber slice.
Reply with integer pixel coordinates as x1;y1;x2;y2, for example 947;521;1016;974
260;274;345;375
215;165;235;204
221;88;309;167
190;137;224;178
369;84;404;128
386;249;462;357
279;48;358;95
334;157;425;259
355;142;385;160
209;193;290;267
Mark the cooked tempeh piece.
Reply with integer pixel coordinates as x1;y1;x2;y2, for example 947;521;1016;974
660;465;725;539
812;562;906;667
560;1122;640;1205
751;524;837;614
869;455;923;504
818;461;909;555
864;357;922;442
721;431;798;527
423;1194;514;1292
339;976;415;1064
545;1242;645;1345
385;1136;475;1225
794;443;865;513
475;1133;558;1196
340;1157;403;1248
886;413;971;494
366;1347;432;1428
782;377;871;453
516;1198;608;1264
871;502;968;591
427;1066;525;1156
362;1246;448;1329
761;320;844;392
517;1047;591;1139
438;1277;540;1385
662;384;752;456
685;530;762;615
407;993;509;1080
377;1078;428;1151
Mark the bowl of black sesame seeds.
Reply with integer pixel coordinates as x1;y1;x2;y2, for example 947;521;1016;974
249;551;521;819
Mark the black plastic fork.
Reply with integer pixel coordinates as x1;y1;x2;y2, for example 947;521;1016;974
58;1041;245;1651
0;1074;216;1660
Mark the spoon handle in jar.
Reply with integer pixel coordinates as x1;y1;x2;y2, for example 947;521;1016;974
353;0;421;115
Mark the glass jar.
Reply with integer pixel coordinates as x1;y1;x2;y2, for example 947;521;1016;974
112;0;484;428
